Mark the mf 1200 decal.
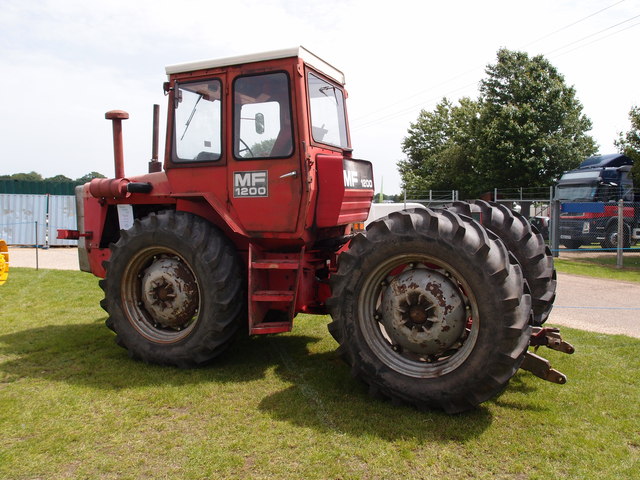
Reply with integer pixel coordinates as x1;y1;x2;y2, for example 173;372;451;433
343;158;374;189
233;171;268;198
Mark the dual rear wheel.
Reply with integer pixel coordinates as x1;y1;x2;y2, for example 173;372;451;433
327;208;532;413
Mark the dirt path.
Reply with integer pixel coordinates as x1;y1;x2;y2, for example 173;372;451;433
7;246;79;270
551;272;640;338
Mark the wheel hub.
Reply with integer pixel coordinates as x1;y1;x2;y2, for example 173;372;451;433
140;256;198;328
380;267;466;356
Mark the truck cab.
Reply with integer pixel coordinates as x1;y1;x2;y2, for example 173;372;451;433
555;153;637;248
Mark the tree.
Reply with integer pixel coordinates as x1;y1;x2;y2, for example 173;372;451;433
615;105;640;180
46;174;73;182
0;171;44;181
399;97;481;197
250;138;276;157
75;171;106;183
400;49;597;198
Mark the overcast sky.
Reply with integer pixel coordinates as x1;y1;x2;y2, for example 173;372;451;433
1;0;638;193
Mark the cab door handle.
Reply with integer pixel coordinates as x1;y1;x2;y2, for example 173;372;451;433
280;171;298;179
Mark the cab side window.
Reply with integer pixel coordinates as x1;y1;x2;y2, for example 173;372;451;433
233;72;293;159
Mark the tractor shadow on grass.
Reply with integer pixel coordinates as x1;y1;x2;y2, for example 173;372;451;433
0;318;537;441
255;335;497;442
0;318;324;389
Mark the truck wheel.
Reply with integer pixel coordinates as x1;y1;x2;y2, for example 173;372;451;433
448;200;556;326
601;224;631;249
101;211;245;367
562;240;582;250
327;209;531;413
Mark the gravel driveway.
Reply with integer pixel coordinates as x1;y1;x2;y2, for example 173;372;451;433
6;247;640;338
8;246;80;271
553;272;640;338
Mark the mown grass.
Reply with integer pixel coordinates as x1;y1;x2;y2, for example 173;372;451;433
1;268;639;479
555;253;640;282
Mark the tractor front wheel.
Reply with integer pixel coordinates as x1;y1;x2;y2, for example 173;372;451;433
101;211;245;367
327;209;531;413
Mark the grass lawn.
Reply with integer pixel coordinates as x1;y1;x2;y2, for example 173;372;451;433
1;268;639;479
555;252;640;282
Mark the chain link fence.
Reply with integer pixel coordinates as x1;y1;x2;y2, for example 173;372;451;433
403;187;640;265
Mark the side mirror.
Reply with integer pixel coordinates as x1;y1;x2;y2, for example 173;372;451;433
255;113;265;134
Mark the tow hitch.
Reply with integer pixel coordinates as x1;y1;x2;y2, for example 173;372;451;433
520;327;575;384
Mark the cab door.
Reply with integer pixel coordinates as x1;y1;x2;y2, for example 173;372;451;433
228;70;302;234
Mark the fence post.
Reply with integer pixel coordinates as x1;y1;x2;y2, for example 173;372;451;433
35;221;39;270
550;200;560;258
617;199;623;269
45;193;50;249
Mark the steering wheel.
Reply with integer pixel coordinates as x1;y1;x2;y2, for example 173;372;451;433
238;139;254;158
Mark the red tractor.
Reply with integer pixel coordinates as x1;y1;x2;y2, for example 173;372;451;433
60;47;572;413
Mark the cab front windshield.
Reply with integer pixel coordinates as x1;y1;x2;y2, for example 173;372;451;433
308;72;349;149
555;185;596;202
556;183;630;202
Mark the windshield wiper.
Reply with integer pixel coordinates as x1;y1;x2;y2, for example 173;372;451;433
180;94;203;141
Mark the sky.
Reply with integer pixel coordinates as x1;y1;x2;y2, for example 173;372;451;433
0;0;638;194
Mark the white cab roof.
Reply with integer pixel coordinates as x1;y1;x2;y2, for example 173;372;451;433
165;46;345;85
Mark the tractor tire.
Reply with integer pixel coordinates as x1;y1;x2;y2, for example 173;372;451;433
100;211;245;367
327;209;531;413
448;200;556;326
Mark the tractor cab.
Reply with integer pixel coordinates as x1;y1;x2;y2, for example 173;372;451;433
163;47;374;242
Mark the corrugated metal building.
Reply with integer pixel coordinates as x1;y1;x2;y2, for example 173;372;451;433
0;194;77;246
0;179;79;195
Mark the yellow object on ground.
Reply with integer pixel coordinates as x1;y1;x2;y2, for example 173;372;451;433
0;240;8;285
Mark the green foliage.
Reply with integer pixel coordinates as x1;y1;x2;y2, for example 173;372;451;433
0;171;106;186
1;268;639;479
0;171;43;181
400;97;481;196
250;138;276;157
615;105;640;180
46;174;73;182
374;193;403;203
74;171;106;183
401;49;597;198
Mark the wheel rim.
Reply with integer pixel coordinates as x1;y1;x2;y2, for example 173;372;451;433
121;246;200;343
358;253;479;378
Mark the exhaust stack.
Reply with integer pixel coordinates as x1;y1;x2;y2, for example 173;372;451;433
105;110;129;179
148;104;162;173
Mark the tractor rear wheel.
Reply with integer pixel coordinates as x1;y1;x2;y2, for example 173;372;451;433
448;200;556;326
101;211;245;367
327;209;531;413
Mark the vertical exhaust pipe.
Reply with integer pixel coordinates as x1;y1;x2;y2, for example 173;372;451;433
148;104;162;173
105;110;129;179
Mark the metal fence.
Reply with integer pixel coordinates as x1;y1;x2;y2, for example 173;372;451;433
0;194;77;247
551;199;640;250
404;187;640;263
